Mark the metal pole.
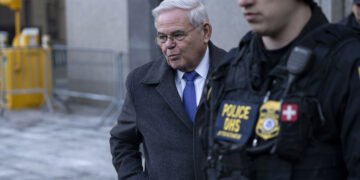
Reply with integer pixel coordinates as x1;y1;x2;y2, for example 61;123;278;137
0;51;6;118
15;10;20;38
43;49;53;112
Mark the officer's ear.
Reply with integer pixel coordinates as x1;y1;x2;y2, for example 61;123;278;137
202;22;212;44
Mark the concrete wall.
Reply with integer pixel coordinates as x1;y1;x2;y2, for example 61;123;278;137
127;0;162;73
345;0;354;15
316;0;344;22
203;0;248;51
58;0;67;44
0;6;15;26
65;0;128;51
29;0;47;35
64;0;128;98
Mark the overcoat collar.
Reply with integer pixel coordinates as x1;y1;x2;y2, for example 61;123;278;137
141;41;224;130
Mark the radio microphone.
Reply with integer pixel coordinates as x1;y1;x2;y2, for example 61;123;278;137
287;46;312;75
283;46;312;97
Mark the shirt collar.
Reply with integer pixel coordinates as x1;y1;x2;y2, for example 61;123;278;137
177;46;210;80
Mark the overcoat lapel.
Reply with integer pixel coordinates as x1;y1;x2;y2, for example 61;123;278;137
142;58;193;131
156;68;193;130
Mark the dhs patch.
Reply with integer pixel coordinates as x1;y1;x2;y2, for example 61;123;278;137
214;100;259;144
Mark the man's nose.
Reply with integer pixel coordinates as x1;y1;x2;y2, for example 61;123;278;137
164;37;176;48
238;0;254;7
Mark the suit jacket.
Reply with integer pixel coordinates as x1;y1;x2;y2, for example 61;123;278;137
110;42;227;180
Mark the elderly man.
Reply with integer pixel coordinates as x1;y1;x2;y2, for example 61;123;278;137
339;0;360;32
109;0;227;180
204;0;360;179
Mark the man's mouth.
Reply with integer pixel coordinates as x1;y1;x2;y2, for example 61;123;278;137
167;54;180;60
243;12;260;21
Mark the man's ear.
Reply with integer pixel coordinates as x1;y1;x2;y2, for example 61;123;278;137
202;22;212;43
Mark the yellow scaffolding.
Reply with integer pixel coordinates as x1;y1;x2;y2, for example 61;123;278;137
0;0;53;112
0;47;52;109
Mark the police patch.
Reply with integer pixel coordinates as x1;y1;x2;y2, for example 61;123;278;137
358;66;360;80
255;101;280;141
214;100;259;144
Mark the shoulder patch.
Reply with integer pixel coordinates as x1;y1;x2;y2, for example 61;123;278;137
358;66;360;80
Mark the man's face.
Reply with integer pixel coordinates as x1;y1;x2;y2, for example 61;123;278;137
237;0;300;36
353;3;360;24
155;8;211;72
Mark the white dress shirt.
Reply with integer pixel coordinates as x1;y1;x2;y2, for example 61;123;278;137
175;46;210;107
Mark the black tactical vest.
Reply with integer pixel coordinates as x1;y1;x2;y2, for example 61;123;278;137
204;24;358;180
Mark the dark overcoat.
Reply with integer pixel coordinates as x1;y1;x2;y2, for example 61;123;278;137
110;42;227;180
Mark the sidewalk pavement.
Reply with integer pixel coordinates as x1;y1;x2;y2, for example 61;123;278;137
0;105;118;180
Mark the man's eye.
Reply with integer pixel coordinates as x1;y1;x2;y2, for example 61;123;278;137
158;35;167;40
173;33;185;38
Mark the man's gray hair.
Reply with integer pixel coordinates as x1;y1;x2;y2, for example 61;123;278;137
152;0;209;28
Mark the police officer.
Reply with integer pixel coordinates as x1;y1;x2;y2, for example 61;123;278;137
204;0;360;179
339;0;360;32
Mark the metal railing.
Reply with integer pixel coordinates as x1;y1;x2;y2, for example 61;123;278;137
0;47;53;118
51;45;124;125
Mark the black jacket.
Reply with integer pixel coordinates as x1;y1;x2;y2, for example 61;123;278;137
110;42;227;180
205;3;360;180
339;13;360;32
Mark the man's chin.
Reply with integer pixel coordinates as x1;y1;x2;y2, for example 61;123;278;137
168;62;183;71
171;65;192;72
250;27;264;35
248;23;268;35
251;28;270;36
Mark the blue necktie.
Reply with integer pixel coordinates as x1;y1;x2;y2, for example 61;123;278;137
183;71;198;122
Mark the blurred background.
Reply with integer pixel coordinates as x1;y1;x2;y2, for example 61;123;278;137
0;0;354;179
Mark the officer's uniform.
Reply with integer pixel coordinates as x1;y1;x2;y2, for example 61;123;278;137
339;13;360;32
339;0;360;32
204;3;360;180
